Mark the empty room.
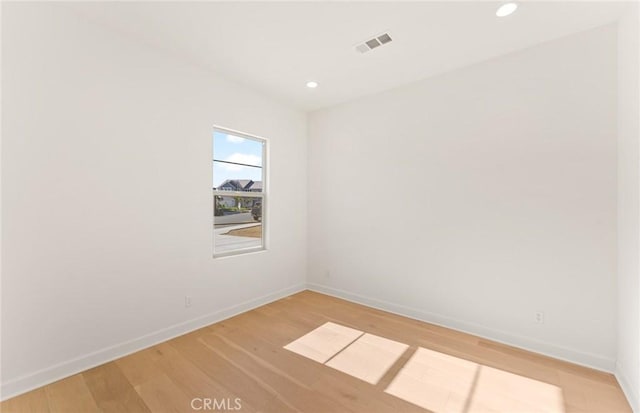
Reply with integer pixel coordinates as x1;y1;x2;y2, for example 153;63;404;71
1;1;639;412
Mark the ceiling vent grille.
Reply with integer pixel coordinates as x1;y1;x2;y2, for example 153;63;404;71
355;32;393;54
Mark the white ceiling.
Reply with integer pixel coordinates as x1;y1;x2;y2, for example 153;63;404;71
67;1;629;111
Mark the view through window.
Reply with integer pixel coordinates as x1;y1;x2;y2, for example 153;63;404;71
212;128;265;256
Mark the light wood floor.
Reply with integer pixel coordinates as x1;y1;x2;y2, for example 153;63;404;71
1;291;632;413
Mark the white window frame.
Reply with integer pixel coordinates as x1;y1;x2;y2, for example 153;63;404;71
212;126;267;258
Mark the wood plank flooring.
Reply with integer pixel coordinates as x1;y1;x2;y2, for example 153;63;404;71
0;291;632;412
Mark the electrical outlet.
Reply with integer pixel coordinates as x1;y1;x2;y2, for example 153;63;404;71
185;296;192;308
535;311;544;324
325;270;331;279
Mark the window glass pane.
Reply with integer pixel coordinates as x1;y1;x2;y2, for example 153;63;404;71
213;131;263;166
213;127;265;256
214;197;263;253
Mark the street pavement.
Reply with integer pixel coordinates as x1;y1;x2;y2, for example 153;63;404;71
214;212;256;227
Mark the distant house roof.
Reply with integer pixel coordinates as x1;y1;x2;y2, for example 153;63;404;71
215;179;263;192
245;181;263;191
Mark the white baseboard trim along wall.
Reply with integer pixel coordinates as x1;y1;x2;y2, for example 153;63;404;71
616;363;640;413
0;284;630;404
0;283;307;401
306;283;617;374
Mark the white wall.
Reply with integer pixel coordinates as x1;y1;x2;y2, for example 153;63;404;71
1;1;634;405
617;2;640;411
308;25;618;370
1;3;307;399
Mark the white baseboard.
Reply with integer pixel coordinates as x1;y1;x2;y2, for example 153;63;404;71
307;282;616;373
616;363;640;413
0;283;306;401
1;282;622;404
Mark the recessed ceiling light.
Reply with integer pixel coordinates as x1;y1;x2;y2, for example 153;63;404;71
306;81;318;89
496;2;518;17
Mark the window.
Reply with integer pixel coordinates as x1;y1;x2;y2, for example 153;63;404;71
212;127;266;257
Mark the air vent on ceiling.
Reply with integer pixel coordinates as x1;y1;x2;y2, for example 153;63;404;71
355;32;393;54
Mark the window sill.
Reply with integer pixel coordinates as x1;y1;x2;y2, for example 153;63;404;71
213;247;267;259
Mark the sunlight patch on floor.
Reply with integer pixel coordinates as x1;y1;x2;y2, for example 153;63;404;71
468;364;564;413
385;347;565;413
284;323;565;413
283;322;363;363
385;347;478;412
325;333;409;384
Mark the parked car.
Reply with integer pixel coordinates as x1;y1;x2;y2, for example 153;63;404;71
251;202;262;222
